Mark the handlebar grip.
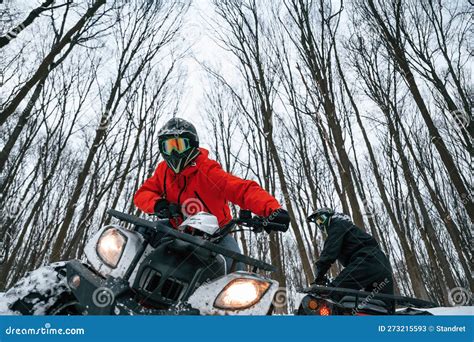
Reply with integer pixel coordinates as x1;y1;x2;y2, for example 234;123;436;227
264;222;289;232
108;209;132;221
253;219;289;233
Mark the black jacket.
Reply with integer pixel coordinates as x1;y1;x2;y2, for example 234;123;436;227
315;214;379;276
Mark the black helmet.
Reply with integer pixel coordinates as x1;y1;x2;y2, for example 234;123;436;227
307;207;334;231
158;118;200;173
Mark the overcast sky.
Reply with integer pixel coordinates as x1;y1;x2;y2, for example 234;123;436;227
179;0;217;123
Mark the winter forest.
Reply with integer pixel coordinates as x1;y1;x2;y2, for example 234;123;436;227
0;0;471;311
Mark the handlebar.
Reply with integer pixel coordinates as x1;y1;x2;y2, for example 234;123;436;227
258;220;288;232
211;211;288;242
300;285;438;308
107;209;277;272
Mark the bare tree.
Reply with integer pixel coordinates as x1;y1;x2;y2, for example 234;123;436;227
0;0;106;126
210;0;314;289
356;0;473;221
50;1;188;261
0;0;72;49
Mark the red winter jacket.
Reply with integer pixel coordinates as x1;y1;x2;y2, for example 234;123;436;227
134;148;281;227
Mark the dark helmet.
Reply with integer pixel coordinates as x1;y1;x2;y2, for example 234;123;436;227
307;207;335;231
158;118;200;173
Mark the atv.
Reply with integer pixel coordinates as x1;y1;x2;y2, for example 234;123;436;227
5;209;287;315
4;209;439;316
297;284;438;316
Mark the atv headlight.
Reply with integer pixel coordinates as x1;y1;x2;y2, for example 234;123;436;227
96;228;126;268
214;278;271;310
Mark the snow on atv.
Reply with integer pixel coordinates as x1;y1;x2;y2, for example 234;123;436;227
3;209;287;315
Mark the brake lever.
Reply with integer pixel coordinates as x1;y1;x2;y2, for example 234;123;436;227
252;225;265;233
247;217;267;233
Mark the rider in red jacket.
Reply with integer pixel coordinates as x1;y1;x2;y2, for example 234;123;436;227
134;118;290;229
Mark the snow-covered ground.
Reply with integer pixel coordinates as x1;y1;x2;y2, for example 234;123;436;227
1;288;472;316
0;263;472;316
0;293;15;315
0;262;68;315
424;306;474;316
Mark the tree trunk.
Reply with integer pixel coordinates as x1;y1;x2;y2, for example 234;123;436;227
0;0;56;49
366;0;474;221
0;0;106;126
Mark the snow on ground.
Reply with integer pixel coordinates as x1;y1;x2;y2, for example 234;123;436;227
424;306;474;315
0;263;472;315
0;292;16;315
0;262;67;315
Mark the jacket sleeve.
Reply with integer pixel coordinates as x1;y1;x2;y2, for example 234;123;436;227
206;161;281;216
315;220;347;276
133;165;164;214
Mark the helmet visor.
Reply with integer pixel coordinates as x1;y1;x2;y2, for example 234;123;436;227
161;137;191;155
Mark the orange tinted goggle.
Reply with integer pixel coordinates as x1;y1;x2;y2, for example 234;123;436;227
161;137;191;155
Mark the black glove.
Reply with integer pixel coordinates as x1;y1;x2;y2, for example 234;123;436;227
311;276;328;286
311;268;328;286
264;208;290;232
154;199;170;218
168;203;182;219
